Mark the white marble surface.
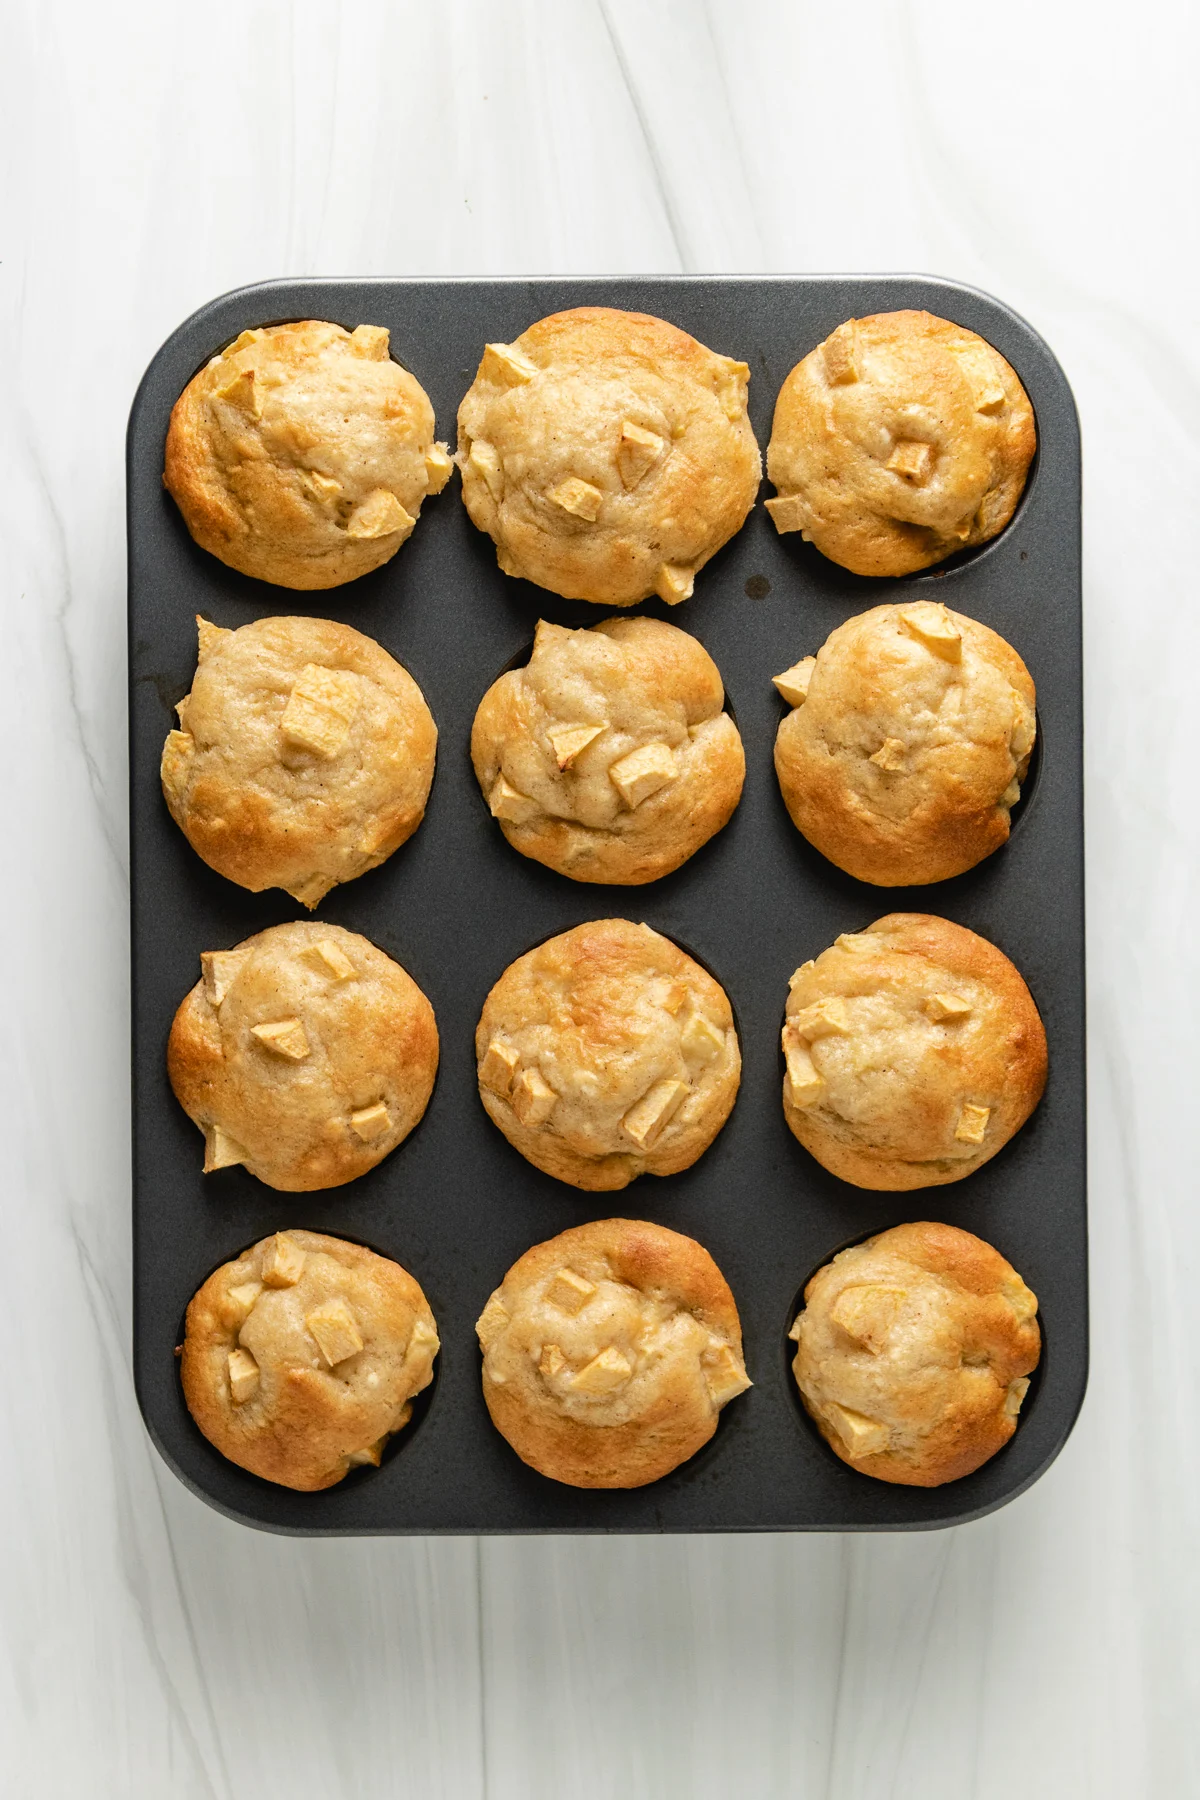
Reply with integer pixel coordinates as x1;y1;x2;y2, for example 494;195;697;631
3;1;1198;1793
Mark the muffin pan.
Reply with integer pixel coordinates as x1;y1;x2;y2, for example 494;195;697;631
128;276;1085;1533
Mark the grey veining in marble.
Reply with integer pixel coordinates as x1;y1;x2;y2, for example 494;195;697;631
2;0;1198;1794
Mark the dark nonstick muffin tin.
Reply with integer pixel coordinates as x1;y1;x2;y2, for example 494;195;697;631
128;276;1085;1534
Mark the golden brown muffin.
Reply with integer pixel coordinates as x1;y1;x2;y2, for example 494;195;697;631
781;915;1046;1190
162;615;437;908
790;1221;1040;1487
181;1230;439;1492
476;919;740;1192
164;320;452;588
476;1218;750;1488
772;601;1036;886
456;307;761;605
169;922;438;1192
766;311;1035;576
472;615;744;883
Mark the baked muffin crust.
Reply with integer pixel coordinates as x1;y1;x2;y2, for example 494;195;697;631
169;922;439;1192
773;601;1036;885
472;615;745;883
164;320;452;588
790;1221;1040;1486
476;1218;750;1487
162;615;437;908
456;307;761;605
476;919;740;1191
781;914;1046;1189
181;1229;439;1491
766;310;1035;576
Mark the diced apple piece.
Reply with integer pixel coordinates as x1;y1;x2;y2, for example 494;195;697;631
616;420;664;489
261;1233;306;1288
200;950;245;1008
822;327;859;385
764;493;811;534
281;664;360;758
824;1402;888;1457
479;1039;521;1099
899;602;962;663
299;939;357;982
489;775;541;825
511;1067;556;1128
869;737;906;772
204;1127;247;1173
305;470;342;504
772;657;816;705
924;992;971;1023
227;1347;260;1405
955;1103;990;1145
475;1294;510;1347
548;476;603;522
680;1012;724;1065
830;1284;906;1353
703;1339;751;1406
654;563;694;605
480;341;538;386
1004;1376;1031;1416
424;443;454;490
572;1347;633;1395
548;722;603;769
251;1018;310;1062
346;489;413;540
346;1437;387;1467
789;998;850;1039
887;439;933;481
546;1269;596;1316
621;1078;688;1149
350;1102;391;1142
216;366;261;418
196;616;231;660
306;1299;364;1368
609;742;677;810
468;440;504;500
782;1031;824;1109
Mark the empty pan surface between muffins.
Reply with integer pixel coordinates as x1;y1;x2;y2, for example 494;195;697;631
472;614;745;884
